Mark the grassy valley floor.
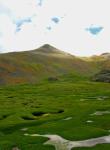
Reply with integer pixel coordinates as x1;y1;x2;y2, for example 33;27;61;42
0;77;110;149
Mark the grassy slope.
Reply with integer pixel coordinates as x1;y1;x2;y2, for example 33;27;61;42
0;44;98;85
0;45;110;149
0;76;110;149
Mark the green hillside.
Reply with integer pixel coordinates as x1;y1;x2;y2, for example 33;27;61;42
0;44;98;85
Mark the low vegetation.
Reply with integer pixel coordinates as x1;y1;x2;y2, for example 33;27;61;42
0;74;110;149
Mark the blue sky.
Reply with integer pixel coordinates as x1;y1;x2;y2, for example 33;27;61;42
86;26;103;35
15;17;32;32
38;0;44;6
0;0;110;56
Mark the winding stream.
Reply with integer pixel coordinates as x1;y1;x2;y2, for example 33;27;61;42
24;133;110;150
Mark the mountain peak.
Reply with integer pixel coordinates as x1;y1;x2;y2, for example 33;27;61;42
41;44;53;49
37;44;66;54
39;44;58;51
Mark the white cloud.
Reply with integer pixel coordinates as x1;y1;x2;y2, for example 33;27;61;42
0;0;37;18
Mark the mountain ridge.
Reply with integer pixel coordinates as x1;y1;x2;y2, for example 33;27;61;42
1;44;110;58
0;44;99;85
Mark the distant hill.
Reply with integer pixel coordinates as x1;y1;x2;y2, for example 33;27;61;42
88;52;110;70
100;53;110;59
93;69;110;83
0;44;98;85
85;53;110;83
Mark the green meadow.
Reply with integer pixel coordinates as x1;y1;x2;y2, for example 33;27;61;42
0;75;110;150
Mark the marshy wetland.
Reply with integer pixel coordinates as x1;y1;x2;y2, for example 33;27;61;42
0;77;110;150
